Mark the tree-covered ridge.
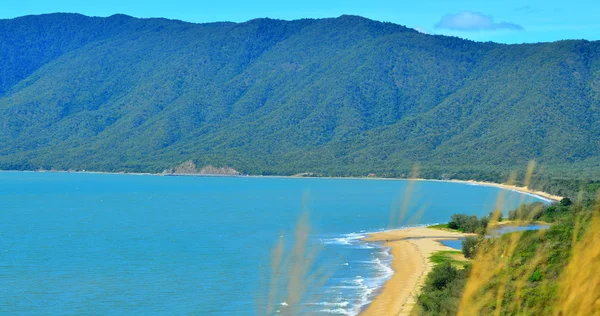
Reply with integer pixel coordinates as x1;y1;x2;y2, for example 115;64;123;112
1;14;599;182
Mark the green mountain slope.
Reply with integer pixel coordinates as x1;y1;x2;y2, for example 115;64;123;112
1;14;599;179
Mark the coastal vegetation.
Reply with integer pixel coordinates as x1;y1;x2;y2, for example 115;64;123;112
415;194;600;315
460;236;479;259
447;213;490;234
507;197;574;222
429;250;465;266
415;262;470;316
0;14;600;197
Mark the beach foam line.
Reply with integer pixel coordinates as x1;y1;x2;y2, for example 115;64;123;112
310;301;350;307
360;227;470;316
442;179;562;202
317;232;396;316
505;188;554;203
317;225;467;316
321;232;367;246
319;308;353;315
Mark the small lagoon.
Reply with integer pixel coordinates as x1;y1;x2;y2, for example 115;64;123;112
439;224;551;250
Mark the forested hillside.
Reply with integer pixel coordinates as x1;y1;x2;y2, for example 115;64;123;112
1;13;599;181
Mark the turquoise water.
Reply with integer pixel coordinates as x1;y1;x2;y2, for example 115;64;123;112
439;239;465;250
0;172;547;315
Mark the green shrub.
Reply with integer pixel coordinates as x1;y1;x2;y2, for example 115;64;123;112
462;236;480;259
449;214;488;233
559;198;572;206
417;262;470;315
529;270;543;282
426;262;458;290
448;221;459;230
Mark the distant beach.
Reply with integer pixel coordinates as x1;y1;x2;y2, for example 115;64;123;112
4;169;563;202
360;227;470;316
444;179;562;202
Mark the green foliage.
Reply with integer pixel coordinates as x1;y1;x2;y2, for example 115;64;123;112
529;270;543;282
0;14;599;187
529;177;600;202
428;223;450;230
471;222;577;315
560;197;572;206
417;262;470;315
430;250;463;265
449;213;488;233
506;200;580;223
507;202;546;221
489;211;502;222
418;199;595;315
542;205;573;222
461;236;480;259
426;262;458;290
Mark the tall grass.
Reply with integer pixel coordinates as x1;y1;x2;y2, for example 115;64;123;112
459;162;600;315
257;197;328;315
459;162;545;315
389;165;422;228
555;193;600;315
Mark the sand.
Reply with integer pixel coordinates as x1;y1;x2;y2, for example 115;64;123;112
444;179;562;202
360;227;469;316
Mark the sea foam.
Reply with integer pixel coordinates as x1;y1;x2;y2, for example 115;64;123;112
314;233;394;316
321;232;366;246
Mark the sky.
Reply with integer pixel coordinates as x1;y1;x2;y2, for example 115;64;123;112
1;0;599;44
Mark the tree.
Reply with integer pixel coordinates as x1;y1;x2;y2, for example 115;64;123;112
559;197;572;206
425;262;458;290
462;236;480;259
489;211;503;222
450;213;487;233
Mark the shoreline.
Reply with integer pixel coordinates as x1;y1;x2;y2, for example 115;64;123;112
359;227;470;316
0;169;562;202
442;179;562;202
3;169;558;314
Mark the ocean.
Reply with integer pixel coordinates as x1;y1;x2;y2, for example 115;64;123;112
0;172;547;315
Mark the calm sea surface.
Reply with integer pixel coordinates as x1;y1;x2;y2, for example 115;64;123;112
0;172;546;315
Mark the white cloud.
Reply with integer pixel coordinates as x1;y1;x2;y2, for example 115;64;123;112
435;11;524;31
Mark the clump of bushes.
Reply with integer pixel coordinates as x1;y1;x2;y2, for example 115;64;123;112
461;236;481;259
416;262;470;315
447;213;489;234
559;197;572;206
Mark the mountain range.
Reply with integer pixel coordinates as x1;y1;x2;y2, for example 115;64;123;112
1;13;599;181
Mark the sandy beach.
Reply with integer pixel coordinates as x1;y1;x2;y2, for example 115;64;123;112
444;179;562;202
360;227;470;316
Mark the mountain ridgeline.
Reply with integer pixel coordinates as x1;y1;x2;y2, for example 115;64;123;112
1;13;600;182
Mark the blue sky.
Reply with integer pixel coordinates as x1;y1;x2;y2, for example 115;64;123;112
1;0;598;44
